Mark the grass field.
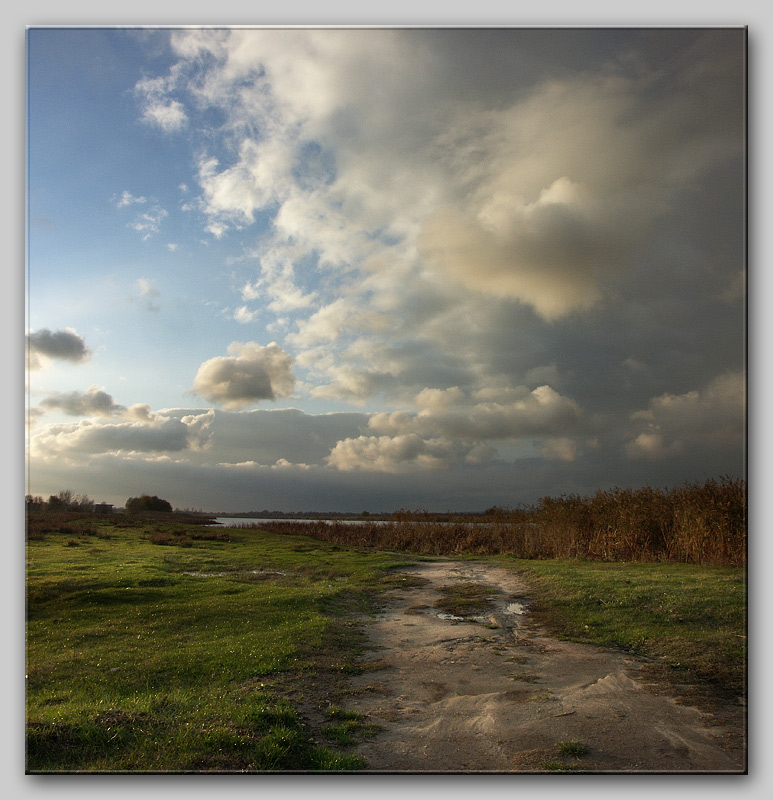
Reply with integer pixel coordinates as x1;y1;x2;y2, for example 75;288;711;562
26;512;746;772
25;514;416;772
508;558;746;696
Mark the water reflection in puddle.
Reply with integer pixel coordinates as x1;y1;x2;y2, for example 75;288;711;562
506;602;527;615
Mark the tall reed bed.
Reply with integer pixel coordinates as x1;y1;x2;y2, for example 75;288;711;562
251;477;746;566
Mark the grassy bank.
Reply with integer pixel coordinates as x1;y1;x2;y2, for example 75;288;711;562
25;514;415;772
508;558;746;698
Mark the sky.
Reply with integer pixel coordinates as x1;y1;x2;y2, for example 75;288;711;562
24;26;747;513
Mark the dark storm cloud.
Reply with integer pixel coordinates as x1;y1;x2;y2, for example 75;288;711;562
39;386;125;417
27;328;91;369
192;342;296;409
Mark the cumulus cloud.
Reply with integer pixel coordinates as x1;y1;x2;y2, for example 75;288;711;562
135;27;742;416
326;434;471;473
324;385;584;473
99;29;745;499
191;341;296;409
418;180;629;320
27;328;91;370
39;385;125;417
369;385;582;441
30;409;214;460
626;371;745;459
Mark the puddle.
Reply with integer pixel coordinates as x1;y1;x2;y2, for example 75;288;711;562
436;612;466;621
505;601;528;615
184;571;227;577
183;569;290;578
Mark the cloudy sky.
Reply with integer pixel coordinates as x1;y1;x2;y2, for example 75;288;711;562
25;26;746;513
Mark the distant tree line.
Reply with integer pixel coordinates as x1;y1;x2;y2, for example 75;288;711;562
26;490;95;513
26;491;173;515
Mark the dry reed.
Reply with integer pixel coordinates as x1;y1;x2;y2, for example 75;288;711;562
251;476;746;566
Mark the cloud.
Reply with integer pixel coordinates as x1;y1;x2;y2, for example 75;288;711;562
191;341;296;409
133;277;161;312
30;409;214;460
417;179;629;321
325;385;584;473
115;190;147;207
29;405;369;471
369;385;582;441
233;305;260;324
135;74;189;132
107;29;745;501
626;371;745;459
39;385;126;417
142;99;188;132
135;28;742;414
326;433;471;473
128;206;169;239
27;328;91;370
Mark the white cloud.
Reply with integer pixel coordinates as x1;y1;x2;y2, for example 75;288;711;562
142;99;188;132
369;385;582;441
128;206;168;240
138;28;740;415
233;305;260;324
115;190;147;208
30;409;214;461
135;73;189;132
326;434;469;473
191;341;296;409
116;29;745;496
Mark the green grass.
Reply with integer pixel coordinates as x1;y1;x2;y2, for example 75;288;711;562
507;559;746;696
320;706;382;747
557;739;589;758
26;514;747;771
26;515;414;772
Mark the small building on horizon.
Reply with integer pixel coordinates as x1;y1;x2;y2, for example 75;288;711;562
94;503;114;514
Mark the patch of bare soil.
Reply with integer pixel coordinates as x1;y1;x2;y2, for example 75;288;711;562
341;560;746;773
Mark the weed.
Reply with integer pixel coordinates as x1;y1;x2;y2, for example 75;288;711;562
558;739;589;758
321;707;381;747
540;759;584;772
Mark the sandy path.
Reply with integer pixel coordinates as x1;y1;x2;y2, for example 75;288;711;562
342;560;745;773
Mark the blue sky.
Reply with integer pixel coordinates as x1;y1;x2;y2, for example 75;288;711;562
25;26;746;513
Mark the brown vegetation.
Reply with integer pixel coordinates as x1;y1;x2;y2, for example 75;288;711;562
250;477;746;566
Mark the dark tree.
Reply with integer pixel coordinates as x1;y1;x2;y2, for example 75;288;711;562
125;494;173;514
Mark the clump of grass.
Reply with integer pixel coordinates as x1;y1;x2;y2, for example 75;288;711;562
540;758;585;772
540;759;584;772
321;707;381;747
149;530;193;547
509;673;540;683
557;739;589;758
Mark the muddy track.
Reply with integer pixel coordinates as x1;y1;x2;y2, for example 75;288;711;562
341;560;745;773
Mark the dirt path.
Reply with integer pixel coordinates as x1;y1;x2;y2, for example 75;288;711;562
342;560;745;773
